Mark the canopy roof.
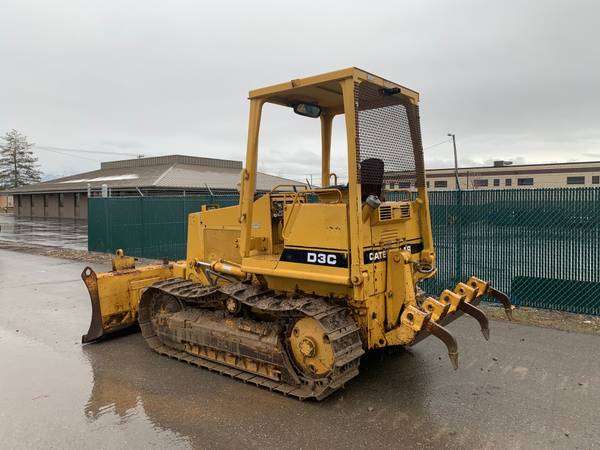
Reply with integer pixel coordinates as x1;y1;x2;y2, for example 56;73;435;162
249;67;419;113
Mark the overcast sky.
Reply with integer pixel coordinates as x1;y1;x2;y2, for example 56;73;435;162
1;0;599;182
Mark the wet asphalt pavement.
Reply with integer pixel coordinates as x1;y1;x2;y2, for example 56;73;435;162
1;249;599;450
0;213;87;250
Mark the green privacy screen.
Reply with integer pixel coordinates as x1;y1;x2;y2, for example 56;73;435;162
421;188;600;315
88;195;238;261
88;188;600;315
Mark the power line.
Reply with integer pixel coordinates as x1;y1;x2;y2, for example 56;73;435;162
35;145;142;157
423;138;452;150
36;146;100;162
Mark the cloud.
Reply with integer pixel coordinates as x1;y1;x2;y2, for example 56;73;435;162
1;0;598;180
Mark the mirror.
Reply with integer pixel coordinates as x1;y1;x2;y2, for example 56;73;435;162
293;103;321;118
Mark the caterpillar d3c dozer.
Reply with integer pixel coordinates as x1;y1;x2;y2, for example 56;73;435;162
82;68;513;400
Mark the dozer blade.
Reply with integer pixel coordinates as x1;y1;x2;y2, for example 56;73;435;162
458;301;490;341
81;267;106;343
425;320;459;370
81;260;183;343
81;266;139;343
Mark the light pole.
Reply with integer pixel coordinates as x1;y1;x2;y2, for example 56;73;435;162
447;133;462;284
447;133;460;191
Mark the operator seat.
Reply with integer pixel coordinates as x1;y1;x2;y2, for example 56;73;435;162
360;158;385;202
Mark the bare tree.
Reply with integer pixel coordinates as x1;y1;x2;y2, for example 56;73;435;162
0;129;42;189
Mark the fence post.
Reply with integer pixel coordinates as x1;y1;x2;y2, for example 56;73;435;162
104;197;111;253
140;196;145;258
182;196;187;260
454;189;462;284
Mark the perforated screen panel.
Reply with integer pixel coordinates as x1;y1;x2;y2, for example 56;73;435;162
354;82;425;194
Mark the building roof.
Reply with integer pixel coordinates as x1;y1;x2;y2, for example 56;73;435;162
100;154;242;170
4;154;300;194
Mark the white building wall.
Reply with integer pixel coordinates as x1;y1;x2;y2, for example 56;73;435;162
423;163;600;190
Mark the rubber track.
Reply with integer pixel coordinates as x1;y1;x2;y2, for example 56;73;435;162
139;278;364;400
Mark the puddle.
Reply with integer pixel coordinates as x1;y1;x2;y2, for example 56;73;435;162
1;248;600;449
0;329;191;449
0;214;87;250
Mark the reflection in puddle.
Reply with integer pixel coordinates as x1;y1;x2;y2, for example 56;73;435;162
82;359;194;448
83;395;192;449
80;335;479;450
0;214;87;250
3;323;501;449
0;329;191;449
82;340;221;449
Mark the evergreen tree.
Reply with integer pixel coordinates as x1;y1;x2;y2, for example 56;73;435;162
0;129;42;189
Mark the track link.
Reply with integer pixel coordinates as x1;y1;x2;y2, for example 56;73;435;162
138;278;363;400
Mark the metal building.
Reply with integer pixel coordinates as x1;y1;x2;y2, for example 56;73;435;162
0;194;13;210
384;160;600;191
4;155;299;219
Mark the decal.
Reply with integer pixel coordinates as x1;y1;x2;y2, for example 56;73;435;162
364;249;388;263
280;248;349;268
407;242;424;253
280;244;423;267
363;242;424;264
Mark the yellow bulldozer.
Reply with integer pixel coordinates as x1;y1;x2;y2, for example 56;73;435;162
81;68;513;400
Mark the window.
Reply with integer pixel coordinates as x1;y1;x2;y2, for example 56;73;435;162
505;179;512;186
434;180;448;188
593;176;599;185
59;193;64;207
426;181;430;188
567;176;585;185
473;179;488;187
517;178;534;186
398;181;411;188
493;179;500;187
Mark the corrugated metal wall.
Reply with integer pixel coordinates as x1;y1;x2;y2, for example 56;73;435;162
88;188;600;315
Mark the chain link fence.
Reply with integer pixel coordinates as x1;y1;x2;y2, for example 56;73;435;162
88;194;238;260
88;188;600;315
423;188;600;315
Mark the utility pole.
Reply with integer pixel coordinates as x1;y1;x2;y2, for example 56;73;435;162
447;133;460;190
447;133;462;284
